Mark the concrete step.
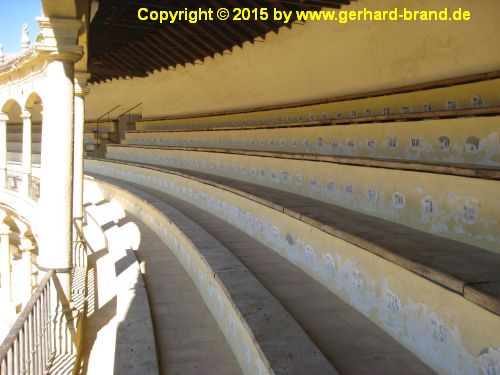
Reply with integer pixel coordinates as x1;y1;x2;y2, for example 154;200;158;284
97;174;433;374
84;121;117;133
84;158;500;374
84;176;339;374
80;195;243;373
123;215;242;374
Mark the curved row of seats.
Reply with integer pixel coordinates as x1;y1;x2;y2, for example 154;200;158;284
126;75;500;170
134;75;500;131
86;74;500;374
84;157;500;374
83;176;345;374
126;115;500;169
106;144;500;254
83;166;436;374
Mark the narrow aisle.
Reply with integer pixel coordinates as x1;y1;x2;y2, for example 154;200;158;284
128;214;242;374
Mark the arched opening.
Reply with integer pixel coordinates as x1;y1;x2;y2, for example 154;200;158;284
1;99;22;164
0;100;22;192
0;96;43;198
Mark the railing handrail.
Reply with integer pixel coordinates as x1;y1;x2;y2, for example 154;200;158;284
0;270;54;361
95;104;121;123
94;105;121;148
116;102;142;119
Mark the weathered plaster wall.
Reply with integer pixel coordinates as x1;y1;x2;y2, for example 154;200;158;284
85;0;500;119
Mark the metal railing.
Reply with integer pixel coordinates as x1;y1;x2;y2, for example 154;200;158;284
0;175;90;374
113;102;143;144
0;270;54;375
94;104;121;146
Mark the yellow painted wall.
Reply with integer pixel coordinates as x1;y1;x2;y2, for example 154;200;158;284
85;0;500;120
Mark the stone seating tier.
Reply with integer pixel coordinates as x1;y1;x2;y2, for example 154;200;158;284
84;158;500;374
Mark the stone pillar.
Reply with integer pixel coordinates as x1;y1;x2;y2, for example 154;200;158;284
18;237;34;304
73;73;90;240
36;17;83;302
20;110;32;197
0;223;12;302
0;113;8;189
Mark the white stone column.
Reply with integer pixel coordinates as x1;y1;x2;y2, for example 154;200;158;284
0;223;12;302
73;73;90;238
36;17;83;302
0;113;8;189
18;237;34;304
20;110;32;197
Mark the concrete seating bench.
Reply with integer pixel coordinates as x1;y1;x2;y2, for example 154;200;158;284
84;158;500;374
125;115;500;168
89;157;500;314
116;145;500;180
84;175;338;374
106;145;500;254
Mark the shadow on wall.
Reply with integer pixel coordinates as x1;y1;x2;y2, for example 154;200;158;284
77;181;158;374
